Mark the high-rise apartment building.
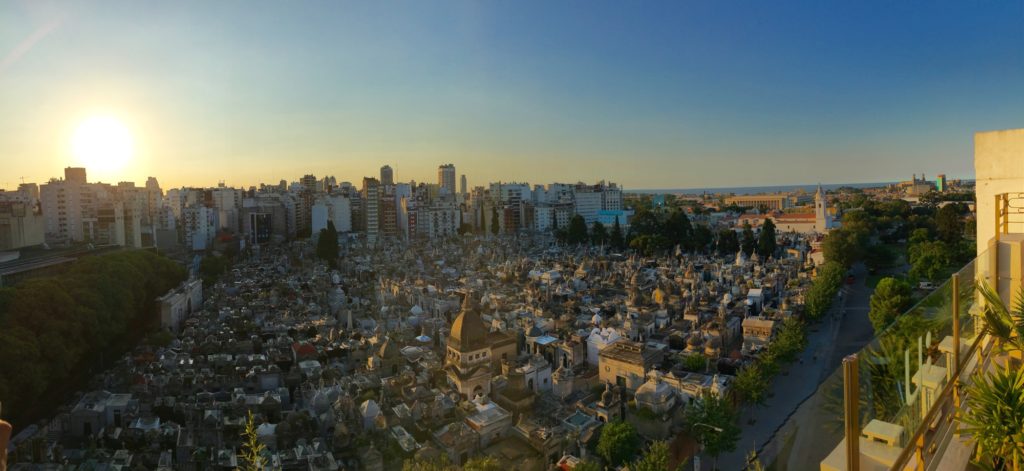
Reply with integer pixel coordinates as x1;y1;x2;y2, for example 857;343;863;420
460;174;467;196
300;174;318;192
380;165;394;187
40;171;96;243
362;177;380;243
438;164;456;196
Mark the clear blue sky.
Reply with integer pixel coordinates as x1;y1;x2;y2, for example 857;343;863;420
1;0;1022;189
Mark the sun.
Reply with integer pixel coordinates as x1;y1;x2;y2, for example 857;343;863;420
71;115;134;173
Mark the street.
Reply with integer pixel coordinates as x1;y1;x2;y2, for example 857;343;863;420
711;263;876;470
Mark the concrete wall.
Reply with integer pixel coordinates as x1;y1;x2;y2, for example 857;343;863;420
975;128;1024;255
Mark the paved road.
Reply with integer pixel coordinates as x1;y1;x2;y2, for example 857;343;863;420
709;263;875;471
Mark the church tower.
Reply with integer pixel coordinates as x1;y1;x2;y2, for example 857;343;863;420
814;184;831;233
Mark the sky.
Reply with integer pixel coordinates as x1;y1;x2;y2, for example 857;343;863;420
1;0;1022;190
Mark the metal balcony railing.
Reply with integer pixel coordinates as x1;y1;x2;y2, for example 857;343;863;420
994;192;1024;241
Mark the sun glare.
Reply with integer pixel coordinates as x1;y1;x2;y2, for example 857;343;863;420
71;115;134;173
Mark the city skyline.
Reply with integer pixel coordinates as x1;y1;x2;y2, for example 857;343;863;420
2;1;1022;189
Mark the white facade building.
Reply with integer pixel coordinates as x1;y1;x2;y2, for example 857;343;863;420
183;205;218;251
586;327;622;366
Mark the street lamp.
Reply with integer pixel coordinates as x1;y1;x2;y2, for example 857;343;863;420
692;422;724;471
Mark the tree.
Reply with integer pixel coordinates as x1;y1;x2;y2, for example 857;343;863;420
0;251;185;425
959;364;1024;470
200;254;231;287
402;454;450;471
908;227;931;245
573;460;602;471
976;282;1024;354
630;234;670;256
692;224;713;253
733;363;769;406
315;220;339;267
664;210;693;249
238;410;267;471
491;206;500;235
567;215;589;245
863;243;897;272
610;218;625;251
632;440;685;471
935;203;963;244
822;228;861;268
685;392;740;460
590;221;608;245
717;229;739;255
908;241;950;281
805;261;845;320
740;222;756;257
463;456;503;471
457;223;474;236
681;353;707;372
770;317;807;362
596;421;639;466
629;208;662;237
757;218;777;259
868;277;912;332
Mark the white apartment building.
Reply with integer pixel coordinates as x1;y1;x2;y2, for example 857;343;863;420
438;164;456;196
311;195;352;234
0;201;44;250
40;178;95;243
573;186;603;225
183;205;218;251
417;201;460;240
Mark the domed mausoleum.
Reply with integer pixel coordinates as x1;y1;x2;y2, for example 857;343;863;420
444;291;517;399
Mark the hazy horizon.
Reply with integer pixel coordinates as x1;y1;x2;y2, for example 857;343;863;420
2;1;1022;189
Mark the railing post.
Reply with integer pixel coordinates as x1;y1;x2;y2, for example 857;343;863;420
996;194;1002;242
916;434;926;471
1002;193;1010;235
952;273;962;438
843;354;859;471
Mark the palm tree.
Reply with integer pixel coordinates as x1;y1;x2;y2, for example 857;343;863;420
959;364;1024;470
977;282;1024;354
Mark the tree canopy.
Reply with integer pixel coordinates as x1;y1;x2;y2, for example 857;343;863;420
490;206;500;235
590;221;608;245
868;277;912;332
740;222;756;257
315;220;339;267
0;250;186;424
609;218;625;251
717;229;740;255
936;204;963;244
685;392;741;458
805;261;845;319
596;420;639;466
822;228;862;268
566;215;589;245
632;440;685;471
757;218;777;259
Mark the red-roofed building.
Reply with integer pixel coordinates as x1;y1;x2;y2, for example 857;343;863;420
292;342;318;362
